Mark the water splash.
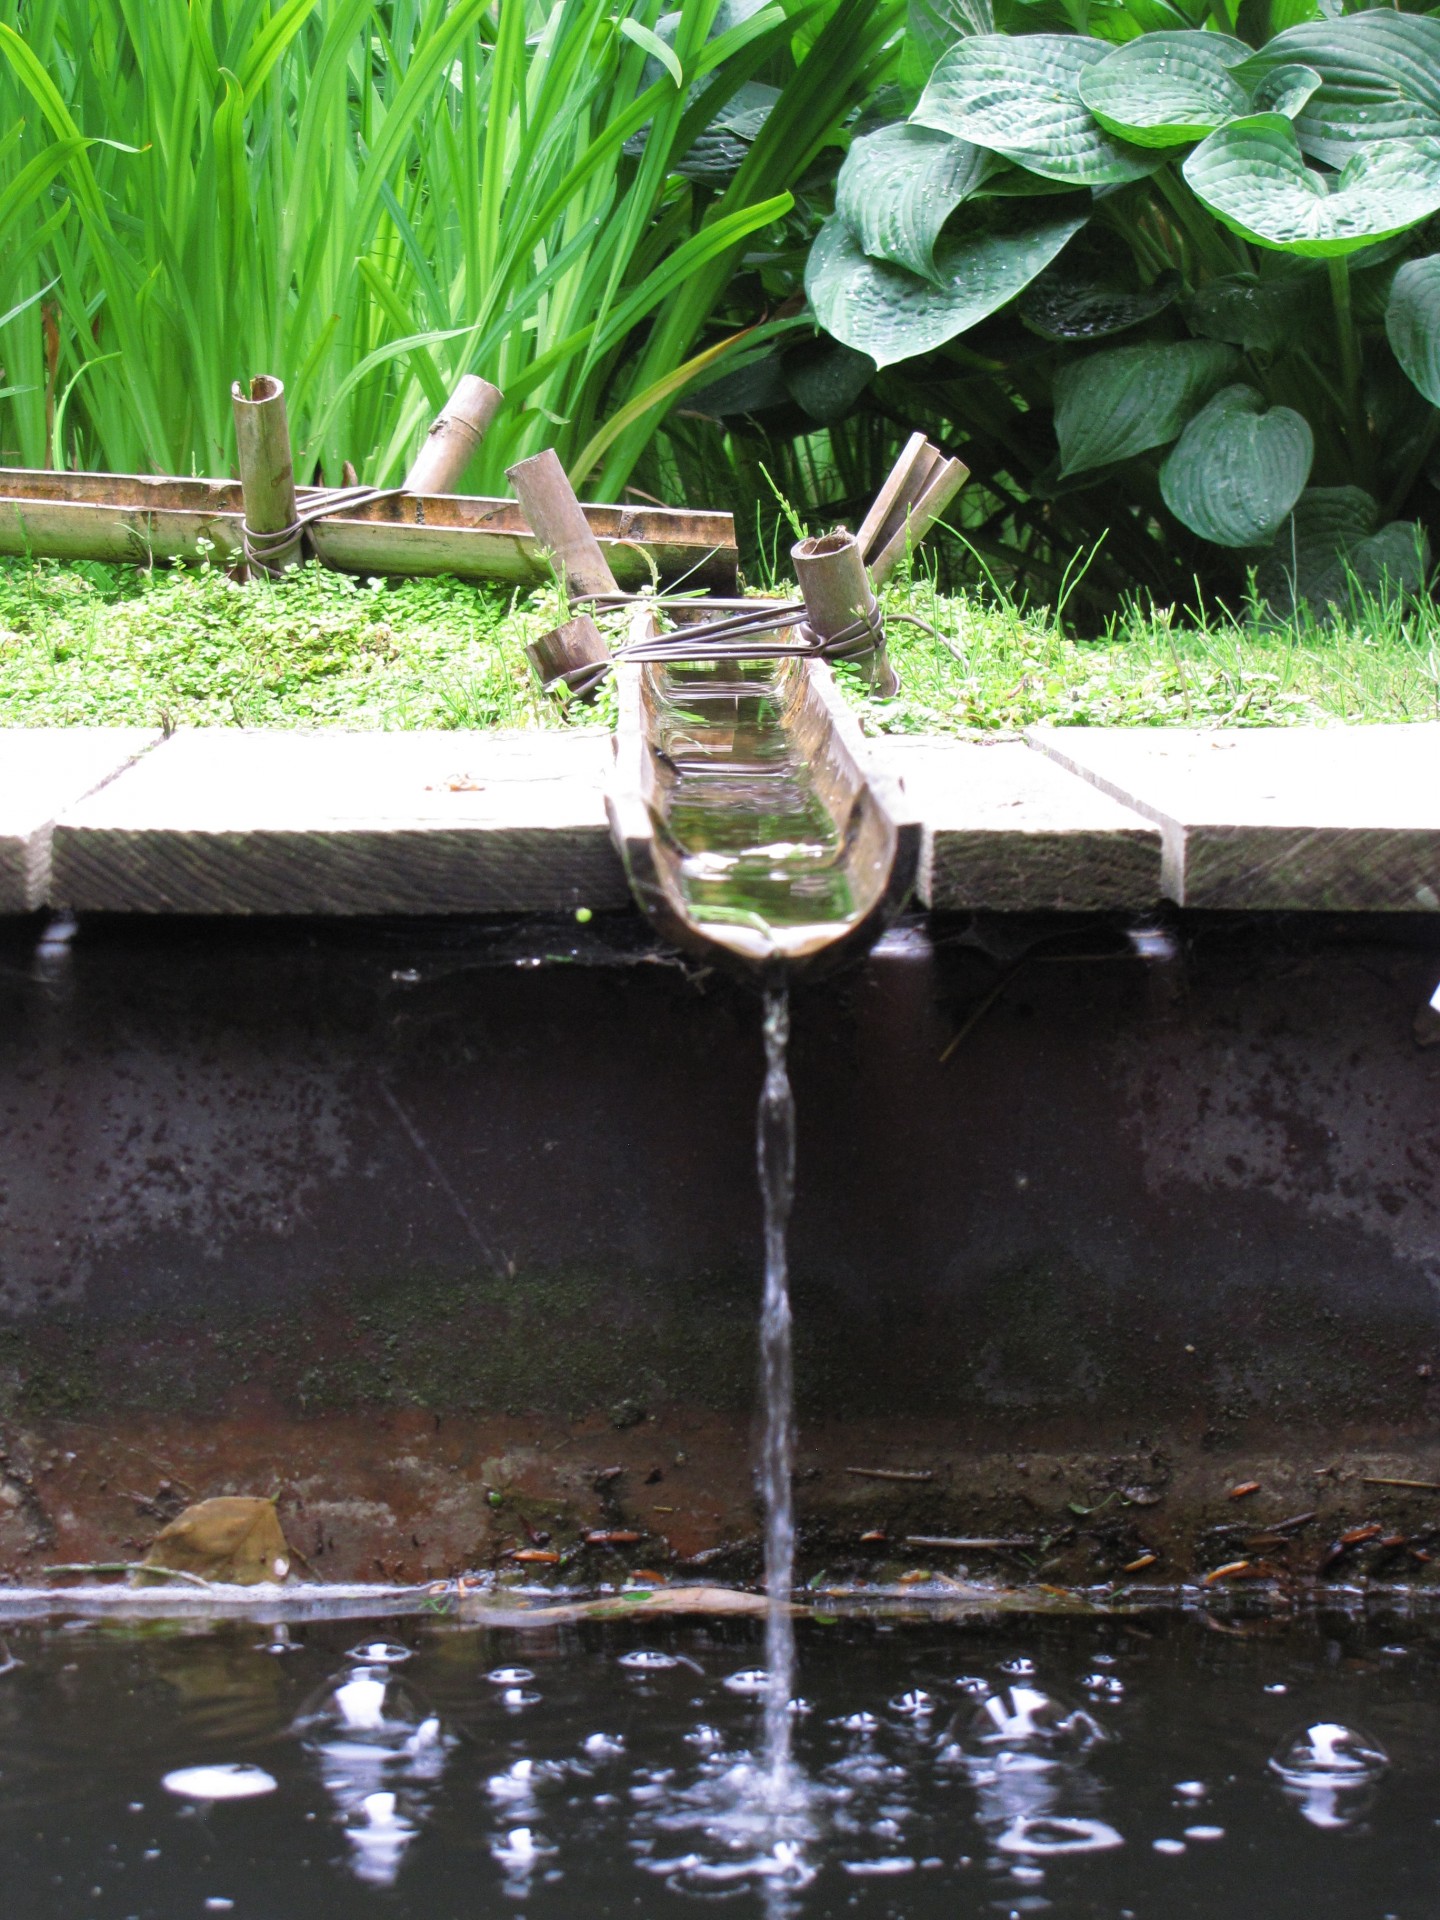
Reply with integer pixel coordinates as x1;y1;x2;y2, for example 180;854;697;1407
757;983;798;1804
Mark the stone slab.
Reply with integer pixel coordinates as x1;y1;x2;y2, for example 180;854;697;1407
1028;724;1440;911
874;737;1162;911
52;729;631;915
0;728;159;911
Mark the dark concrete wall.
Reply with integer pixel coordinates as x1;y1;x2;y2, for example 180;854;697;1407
0;908;1437;1584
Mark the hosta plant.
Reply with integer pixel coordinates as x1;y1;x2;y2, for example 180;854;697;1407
804;3;1440;610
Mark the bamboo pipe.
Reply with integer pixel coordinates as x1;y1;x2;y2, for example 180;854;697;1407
526;612;612;701
506;448;620;600
792;528;899;697
403;376;503;495
230;375;301;576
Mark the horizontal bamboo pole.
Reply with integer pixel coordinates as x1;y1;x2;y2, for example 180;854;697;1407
0;468;738;592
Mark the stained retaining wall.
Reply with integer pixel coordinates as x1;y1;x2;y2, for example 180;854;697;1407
0;722;1437;1592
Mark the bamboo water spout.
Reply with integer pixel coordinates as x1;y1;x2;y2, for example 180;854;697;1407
606;601;920;977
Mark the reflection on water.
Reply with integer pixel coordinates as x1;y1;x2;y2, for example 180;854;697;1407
295;1654;451;1886
650;662;860;946
0;1605;1437;1916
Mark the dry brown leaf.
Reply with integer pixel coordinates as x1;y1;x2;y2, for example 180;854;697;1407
456;1584;775;1626
140;1496;292;1587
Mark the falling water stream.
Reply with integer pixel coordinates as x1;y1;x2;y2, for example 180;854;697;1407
756;985;798;1803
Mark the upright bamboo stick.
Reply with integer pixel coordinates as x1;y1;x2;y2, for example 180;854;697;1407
230;375;301;575
506;448;620;600
866;455;967;588
856;434;969;589
403;376;503;495
792;529;899;697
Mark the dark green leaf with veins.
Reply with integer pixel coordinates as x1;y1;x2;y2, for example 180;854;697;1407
916;35;1159;186
1159;383;1313;546
1078;32;1252;149
1184;272;1313;354
1257;485;1429;612
1385;254;1440;410
837;125;992;283
1019;233;1181;339
1054;337;1239;475
807;203;1087;369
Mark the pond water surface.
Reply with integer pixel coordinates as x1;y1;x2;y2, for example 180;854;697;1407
1;1603;1435;1919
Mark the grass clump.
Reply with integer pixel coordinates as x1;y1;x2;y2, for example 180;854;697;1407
0;558;581;731
0;555;1436;734
846;575;1440;735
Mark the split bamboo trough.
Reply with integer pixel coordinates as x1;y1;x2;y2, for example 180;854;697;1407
504;436;964;977
0;465;738;595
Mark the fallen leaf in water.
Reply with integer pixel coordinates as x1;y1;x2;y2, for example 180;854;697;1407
505;1549;561;1565
1339;1523;1382;1546
1123;1553;1158;1573
1228;1481;1261;1500
140;1497;292;1587
1203;1559;1251;1585
455;1584;773;1625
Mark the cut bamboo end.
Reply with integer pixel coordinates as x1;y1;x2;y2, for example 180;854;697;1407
506;448;620;600
791;528;899;697
230;374;301;576
403;376;503;495
526;612;612;701
857;434;969;589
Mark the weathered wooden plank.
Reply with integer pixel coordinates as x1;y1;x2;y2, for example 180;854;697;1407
0;468;738;592
52;730;630;916
0;728;160;912
1027;724;1440;910
876;737;1162;911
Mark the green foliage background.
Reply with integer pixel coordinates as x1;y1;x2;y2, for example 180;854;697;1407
0;0;891;493
794;1;1440;611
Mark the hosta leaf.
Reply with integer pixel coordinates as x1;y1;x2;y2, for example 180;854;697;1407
1257;485;1429;611
1183;115;1440;259
1235;0;1328;45
837;125;992;283
1237;14;1440;166
1054;338;1239;475
1078;32;1251;149
915;35;1159;186
909;0;995;70
1159;383;1313;545
1248;62;1321;122
1019;232;1180;338
1184;271;1312;353
806;204;1087;369
784;341;876;421
1385;253;1440;409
